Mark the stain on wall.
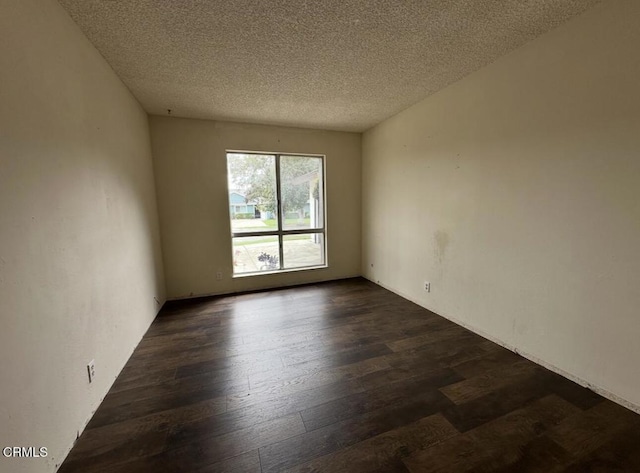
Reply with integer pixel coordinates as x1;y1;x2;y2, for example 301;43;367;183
434;230;450;265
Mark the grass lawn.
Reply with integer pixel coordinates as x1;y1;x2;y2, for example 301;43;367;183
262;218;310;227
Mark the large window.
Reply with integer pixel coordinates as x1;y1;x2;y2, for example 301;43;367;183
227;152;326;275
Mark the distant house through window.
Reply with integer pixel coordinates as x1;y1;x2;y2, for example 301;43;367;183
228;191;259;219
226;152;326;275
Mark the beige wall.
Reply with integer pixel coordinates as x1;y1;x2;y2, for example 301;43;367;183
0;1;165;472
363;0;640;411
150;117;361;298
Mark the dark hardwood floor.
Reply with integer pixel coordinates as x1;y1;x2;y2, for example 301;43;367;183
59;278;640;472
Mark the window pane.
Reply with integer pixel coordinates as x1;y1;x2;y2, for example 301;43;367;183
232;236;280;274
227;153;277;233
283;233;324;269
280;156;324;230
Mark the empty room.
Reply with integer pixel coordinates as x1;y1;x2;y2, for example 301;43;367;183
2;0;640;472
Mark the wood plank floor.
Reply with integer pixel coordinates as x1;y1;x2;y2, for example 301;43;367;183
59;278;640;472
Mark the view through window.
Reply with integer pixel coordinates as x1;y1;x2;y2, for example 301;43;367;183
227;152;326;275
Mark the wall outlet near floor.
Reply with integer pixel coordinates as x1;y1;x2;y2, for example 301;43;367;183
87;360;96;383
216;271;223;280
424;282;431;292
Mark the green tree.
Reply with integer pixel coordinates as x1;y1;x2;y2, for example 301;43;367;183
228;154;276;214
228;154;320;219
281;156;320;220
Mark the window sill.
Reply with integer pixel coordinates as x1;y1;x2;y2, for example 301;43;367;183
232;264;328;278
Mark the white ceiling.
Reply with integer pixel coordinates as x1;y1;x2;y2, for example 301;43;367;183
58;0;601;132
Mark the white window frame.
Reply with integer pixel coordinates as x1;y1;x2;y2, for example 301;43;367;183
227;151;327;276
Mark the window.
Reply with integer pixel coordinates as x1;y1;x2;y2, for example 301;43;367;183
227;152;326;275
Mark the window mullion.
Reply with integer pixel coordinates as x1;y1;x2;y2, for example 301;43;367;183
281;228;324;236
275;154;285;270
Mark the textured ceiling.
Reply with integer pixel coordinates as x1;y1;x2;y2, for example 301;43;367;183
58;0;602;132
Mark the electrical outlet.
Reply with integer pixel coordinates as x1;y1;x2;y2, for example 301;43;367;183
424;282;431;292
216;271;223;280
87;360;96;383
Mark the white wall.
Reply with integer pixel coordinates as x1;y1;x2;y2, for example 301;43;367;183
0;1;166;472
150;116;361;298
363;0;640;411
